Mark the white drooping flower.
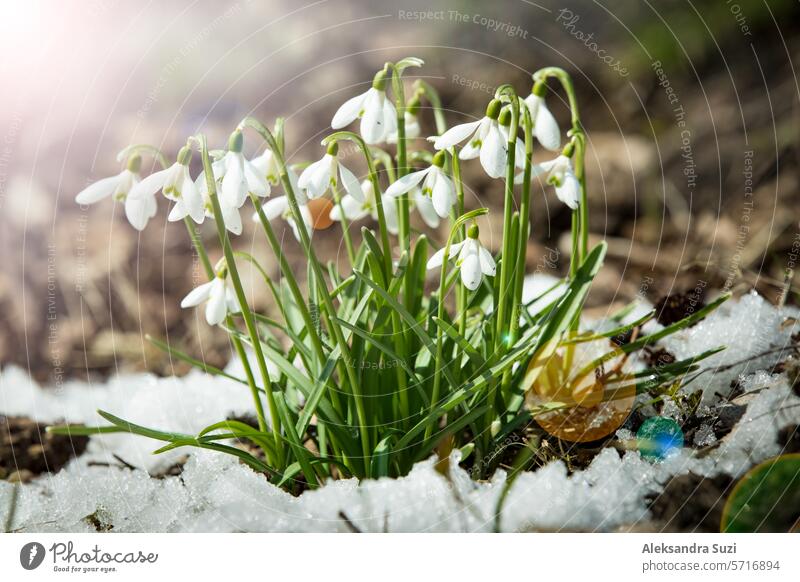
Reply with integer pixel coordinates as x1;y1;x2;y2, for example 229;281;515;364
330;179;398;235
195;176;244;236
75;155;156;231
388;111;420;144
385;151;456;219
539;154;580;209
257;195;313;242
412;187;441;229
331;69;397;145
298;143;363;202
524;84;561;151
180;268;241;326
127;147;205;225
213;131;270;209
426;224;496;291
253;167;313;242
498;114;527;170
250;147;281;185
432;99;508;179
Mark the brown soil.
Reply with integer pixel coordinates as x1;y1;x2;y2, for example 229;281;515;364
0;416;88;482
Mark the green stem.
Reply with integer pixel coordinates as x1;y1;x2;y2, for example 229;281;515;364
427;209;489;441
500;101;535;400
493;86;520;355
195;134;284;468
414;80;448;135
532;67;587;272
332;185;356;267
240;118;371;472
509;101;534;345
181;219;270;466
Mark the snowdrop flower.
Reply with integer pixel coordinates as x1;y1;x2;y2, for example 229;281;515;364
180;264;241;326
257;195;313;242
250;147;281;186
385;150;455;220
75;155;156;231
524;82;561;151
298;142;363;202
195;178;244;236
539;153;580;209
330;179;398;235
432;99;507;179
253;167;317;242
388;111;420;143
498;108;527;170
412;187;441;229
331;68;397;145
214;130;270;209
127;147;205;225
388;94;422;143
426;224;496;291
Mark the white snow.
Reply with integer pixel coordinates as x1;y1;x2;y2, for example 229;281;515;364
1;290;799;532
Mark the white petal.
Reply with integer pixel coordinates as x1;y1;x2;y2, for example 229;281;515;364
124;193;155;231
458;238;478;262
331;90;368;129
431;173;454;218
298;156;331;199
556;173;580;209
381;98;397;140
221;154;246;208
259;196;289;221
460;252;482;291
338;163;364;202
75;174;121;204
225;286;241;314
182;175;205;223
385;167;429;198
168;201;187;222
251;149;279;183
244;161;270;197
333;194;366;222
180;280;215;307
433;119;483;150
222;203;243;235
381;195;399;235
458;139;481;160
404;114;420;139
479;125;507;179
205;280;228;325
129;167;170;200
414;190;440;228
426;240;466;270
360;89;387;144
534;99;561;151
478;245;497;276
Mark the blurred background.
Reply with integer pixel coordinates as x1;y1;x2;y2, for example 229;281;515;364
0;0;797;384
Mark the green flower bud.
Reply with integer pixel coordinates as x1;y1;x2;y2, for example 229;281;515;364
177;146;192;166
227;130;243;153
126;154;142;173
372;67;389;91
485;99;502;120
498;107;512;127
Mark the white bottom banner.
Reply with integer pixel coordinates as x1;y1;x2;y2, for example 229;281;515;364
1;533;797;580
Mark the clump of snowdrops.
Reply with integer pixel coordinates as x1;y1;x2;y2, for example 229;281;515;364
53;59;726;489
